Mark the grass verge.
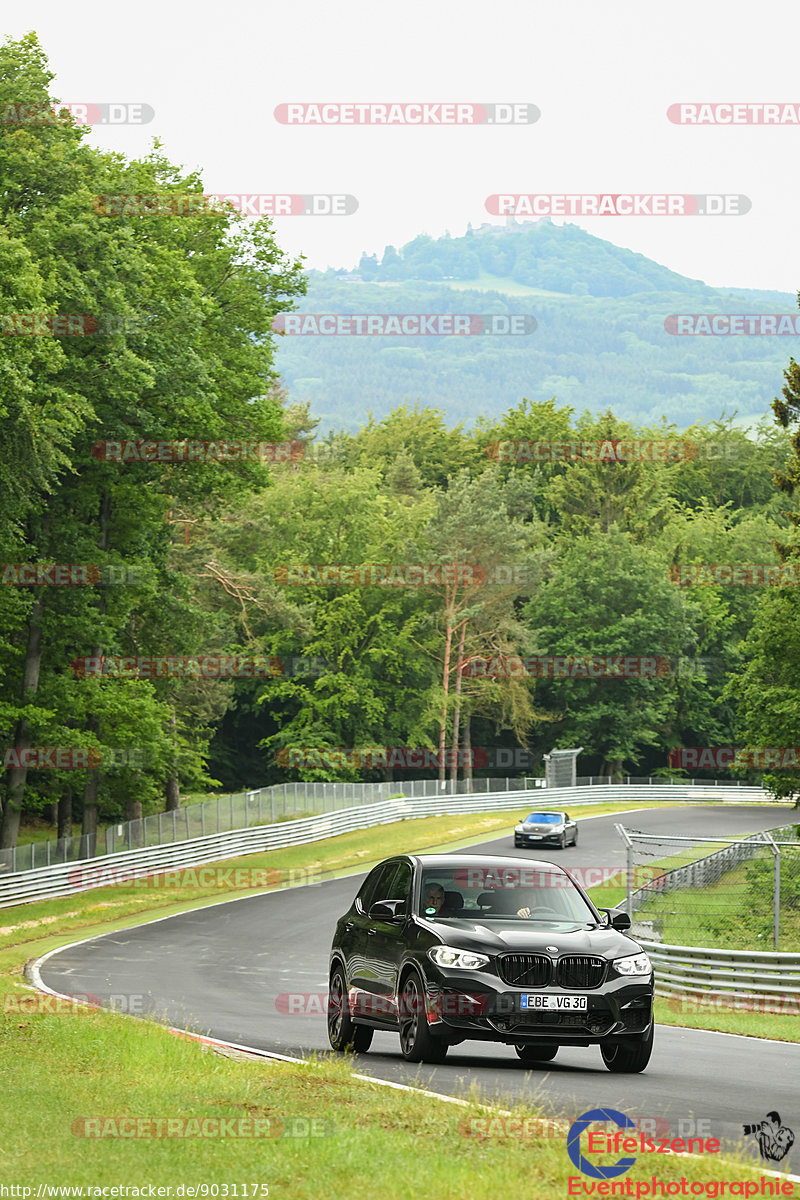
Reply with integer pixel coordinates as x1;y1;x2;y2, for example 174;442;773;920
0;997;767;1194
0;796;795;1190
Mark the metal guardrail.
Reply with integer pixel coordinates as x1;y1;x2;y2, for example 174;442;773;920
0;790;536;909
3;774;540;874
0;783;777;909
642;940;800;1008
8;774;770;876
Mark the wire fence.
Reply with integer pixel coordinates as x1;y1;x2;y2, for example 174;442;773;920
618;823;800;951
2;775;538;874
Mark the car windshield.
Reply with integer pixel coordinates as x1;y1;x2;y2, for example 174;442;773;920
523;813;562;823
419;866;597;923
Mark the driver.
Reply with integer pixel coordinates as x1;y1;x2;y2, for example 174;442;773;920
511;890;551;918
422;883;458;917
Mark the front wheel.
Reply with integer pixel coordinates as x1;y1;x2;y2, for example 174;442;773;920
398;973;449;1063
327;966;373;1053
572;829;578;846
559;833;567;850
600;1025;653;1073
515;1043;558;1063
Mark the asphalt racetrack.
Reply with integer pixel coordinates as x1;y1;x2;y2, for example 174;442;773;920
37;804;799;1171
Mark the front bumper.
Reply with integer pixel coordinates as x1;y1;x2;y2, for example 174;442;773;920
423;967;653;1045
515;831;564;845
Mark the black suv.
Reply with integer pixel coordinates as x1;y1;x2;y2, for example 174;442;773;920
328;853;653;1072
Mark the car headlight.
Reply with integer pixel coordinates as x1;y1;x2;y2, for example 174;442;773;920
515;824;524;832
428;947;490;970
613;952;652;977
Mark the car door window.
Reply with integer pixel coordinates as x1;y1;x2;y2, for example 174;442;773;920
356;864;394;915
382;862;412;912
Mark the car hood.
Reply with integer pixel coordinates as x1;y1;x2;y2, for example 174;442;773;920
426;919;642;959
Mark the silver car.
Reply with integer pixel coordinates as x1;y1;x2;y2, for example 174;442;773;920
514;810;578;849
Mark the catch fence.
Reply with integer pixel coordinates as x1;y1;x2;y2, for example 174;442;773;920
617;823;800;951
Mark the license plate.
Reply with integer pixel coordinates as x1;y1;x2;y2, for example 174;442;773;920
521;994;587;1010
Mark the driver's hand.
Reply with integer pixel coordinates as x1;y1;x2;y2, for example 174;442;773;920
517;906;531;918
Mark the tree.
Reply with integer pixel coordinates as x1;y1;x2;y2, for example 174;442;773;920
0;35;306;845
523;529;697;776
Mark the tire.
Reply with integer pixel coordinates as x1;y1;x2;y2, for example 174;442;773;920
398;972;449;1063
601;1025;653;1073
559;833;567;850
327;965;374;1053
514;1043;558;1063
572;829;578;846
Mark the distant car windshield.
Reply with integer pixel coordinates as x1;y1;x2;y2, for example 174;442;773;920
524;813;562;823
419;866;596;923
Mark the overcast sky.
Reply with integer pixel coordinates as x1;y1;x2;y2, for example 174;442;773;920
7;1;800;293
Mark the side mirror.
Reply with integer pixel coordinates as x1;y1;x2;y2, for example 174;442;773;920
368;899;405;922
600;907;631;931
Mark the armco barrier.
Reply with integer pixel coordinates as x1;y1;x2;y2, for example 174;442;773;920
0;783;775;909
644;940;800;1008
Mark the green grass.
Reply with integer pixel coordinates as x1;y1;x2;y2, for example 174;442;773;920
653;995;799;1041
0;794;795;1191
630;864;800;951
0;989;764;1193
0;797;773;1192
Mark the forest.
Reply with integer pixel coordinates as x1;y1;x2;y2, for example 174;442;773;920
275;224;797;433
4;34;800;853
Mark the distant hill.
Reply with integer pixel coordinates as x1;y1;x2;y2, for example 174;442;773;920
273;220;798;433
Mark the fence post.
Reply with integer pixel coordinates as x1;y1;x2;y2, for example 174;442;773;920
759;833;780;951
615;824;634;917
